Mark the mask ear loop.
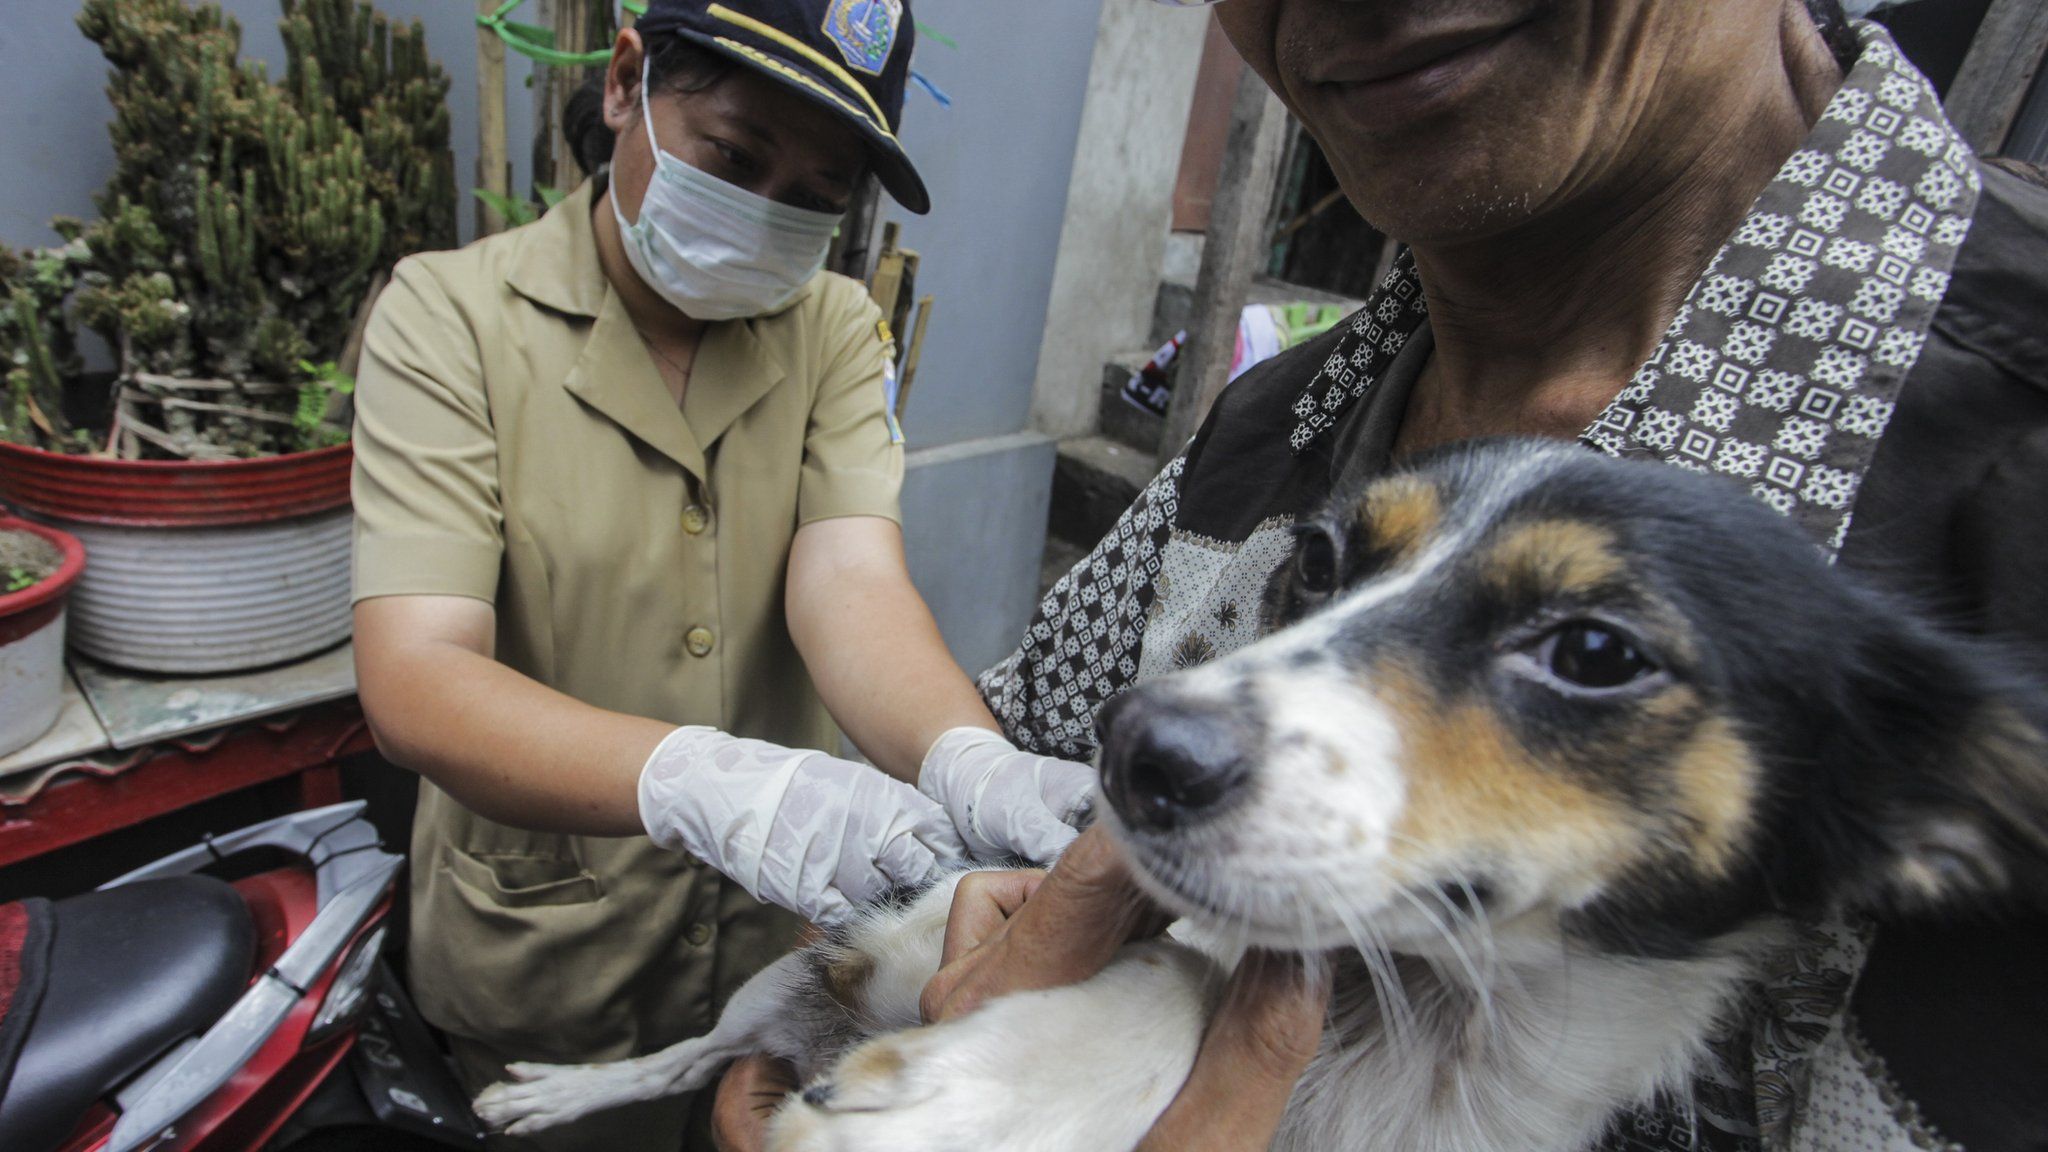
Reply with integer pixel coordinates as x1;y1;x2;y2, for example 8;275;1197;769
640;54;663;163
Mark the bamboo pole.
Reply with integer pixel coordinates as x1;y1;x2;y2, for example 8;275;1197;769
476;0;512;236
551;0;602;186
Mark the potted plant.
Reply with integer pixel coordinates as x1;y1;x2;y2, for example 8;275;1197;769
0;0;455;674
0;518;87;758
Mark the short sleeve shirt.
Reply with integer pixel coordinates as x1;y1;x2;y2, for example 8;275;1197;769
350;179;903;1060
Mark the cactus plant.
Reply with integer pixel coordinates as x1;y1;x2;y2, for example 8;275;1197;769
0;0;454;458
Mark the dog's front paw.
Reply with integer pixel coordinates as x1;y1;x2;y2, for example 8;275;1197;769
473;1032;750;1135
474;1061;627;1136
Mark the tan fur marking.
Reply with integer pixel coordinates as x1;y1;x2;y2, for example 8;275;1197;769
833;1040;908;1089
1360;476;1442;566
1374;663;1649;897
821;950;876;1012
1484;520;1625;597
1666;716;1761;877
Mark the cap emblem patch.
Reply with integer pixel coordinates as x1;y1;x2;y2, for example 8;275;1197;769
822;0;901;76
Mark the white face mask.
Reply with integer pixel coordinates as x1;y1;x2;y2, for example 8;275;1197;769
611;59;843;321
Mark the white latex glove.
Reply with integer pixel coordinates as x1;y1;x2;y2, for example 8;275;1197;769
918;727;1097;863
638;727;968;927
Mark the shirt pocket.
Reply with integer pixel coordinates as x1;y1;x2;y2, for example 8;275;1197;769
410;844;621;1058
442;847;602;909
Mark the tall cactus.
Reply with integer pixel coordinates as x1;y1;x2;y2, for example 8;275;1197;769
0;0;454;457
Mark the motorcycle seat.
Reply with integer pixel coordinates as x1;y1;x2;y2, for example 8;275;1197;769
0;875;256;1152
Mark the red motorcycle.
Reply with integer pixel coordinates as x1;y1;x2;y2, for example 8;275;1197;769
0;802;485;1152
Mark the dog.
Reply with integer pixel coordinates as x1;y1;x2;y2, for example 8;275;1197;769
475;438;2048;1152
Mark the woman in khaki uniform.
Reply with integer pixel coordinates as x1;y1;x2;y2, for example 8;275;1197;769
349;3;1095;1149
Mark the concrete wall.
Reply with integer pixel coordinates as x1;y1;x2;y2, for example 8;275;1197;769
900;433;1057;675
0;0;1102;682
1027;0;1211;439
885;0;1108;450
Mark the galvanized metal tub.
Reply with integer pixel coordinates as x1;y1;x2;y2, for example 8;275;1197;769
0;443;353;675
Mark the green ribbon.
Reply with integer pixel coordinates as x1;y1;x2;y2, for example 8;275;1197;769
476;0;647;67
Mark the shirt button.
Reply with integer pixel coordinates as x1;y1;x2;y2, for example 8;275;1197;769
681;504;711;535
685;627;716;657
686;922;714;947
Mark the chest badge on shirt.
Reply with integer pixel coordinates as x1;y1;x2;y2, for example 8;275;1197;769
823;0;902;76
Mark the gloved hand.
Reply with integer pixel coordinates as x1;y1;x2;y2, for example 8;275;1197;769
918;727;1097;863
638;727;968;927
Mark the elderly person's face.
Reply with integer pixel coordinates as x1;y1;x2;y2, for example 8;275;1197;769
1216;0;1802;243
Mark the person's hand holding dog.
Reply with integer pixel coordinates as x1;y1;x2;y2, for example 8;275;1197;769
922;826;1332;1151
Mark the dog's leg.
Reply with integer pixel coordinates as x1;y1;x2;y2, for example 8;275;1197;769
473;951;810;1136
769;940;1223;1152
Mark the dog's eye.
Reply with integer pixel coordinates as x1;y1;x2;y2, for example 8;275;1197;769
1297;530;1338;594
1543;622;1658;690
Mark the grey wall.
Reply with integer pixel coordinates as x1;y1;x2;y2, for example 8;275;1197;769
883;0;1106;450
0;0;537;256
900;433;1056;675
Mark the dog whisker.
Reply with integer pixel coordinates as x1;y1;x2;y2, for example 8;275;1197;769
1391;883;1497;1034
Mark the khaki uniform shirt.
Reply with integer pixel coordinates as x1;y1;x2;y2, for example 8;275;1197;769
351;180;902;1063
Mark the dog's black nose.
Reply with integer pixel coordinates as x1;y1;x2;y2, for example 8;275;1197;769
1097;689;1254;832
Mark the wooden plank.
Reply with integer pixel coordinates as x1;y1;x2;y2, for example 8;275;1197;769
896;295;933;420
1171;16;1248;233
476;0;512;236
1945;0;2048;155
1158;67;1291;467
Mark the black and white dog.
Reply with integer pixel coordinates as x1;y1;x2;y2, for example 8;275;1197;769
477;438;2048;1152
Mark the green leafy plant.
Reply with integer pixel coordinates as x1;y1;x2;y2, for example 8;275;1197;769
293;358;355;451
473;184;566;231
0;0;456;459
4;566;39;594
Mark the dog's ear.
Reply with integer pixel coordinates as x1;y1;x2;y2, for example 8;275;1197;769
1833;619;2048;914
1879;699;2048;910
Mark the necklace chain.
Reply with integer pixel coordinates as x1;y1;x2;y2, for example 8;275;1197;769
639;328;698;386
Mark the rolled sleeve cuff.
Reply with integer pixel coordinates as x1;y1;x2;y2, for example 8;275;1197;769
352;535;503;604
797;469;903;527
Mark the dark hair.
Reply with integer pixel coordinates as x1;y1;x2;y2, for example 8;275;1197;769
562;36;736;177
1804;0;1862;72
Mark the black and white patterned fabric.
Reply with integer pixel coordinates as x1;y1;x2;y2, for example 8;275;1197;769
980;458;1183;758
1582;31;1980;557
980;24;1983;1149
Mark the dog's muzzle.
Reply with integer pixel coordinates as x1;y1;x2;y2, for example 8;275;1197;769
1096;688;1261;833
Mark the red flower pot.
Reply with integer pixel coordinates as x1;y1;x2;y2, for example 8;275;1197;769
0;517;86;756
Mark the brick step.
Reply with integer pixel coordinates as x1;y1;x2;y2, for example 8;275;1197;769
1047;434;1158;556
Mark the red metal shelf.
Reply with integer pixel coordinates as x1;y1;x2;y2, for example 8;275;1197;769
0;700;374;869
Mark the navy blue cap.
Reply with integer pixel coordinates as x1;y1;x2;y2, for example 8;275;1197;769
636;0;930;214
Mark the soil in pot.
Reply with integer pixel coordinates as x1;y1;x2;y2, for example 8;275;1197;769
0;529;61;594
